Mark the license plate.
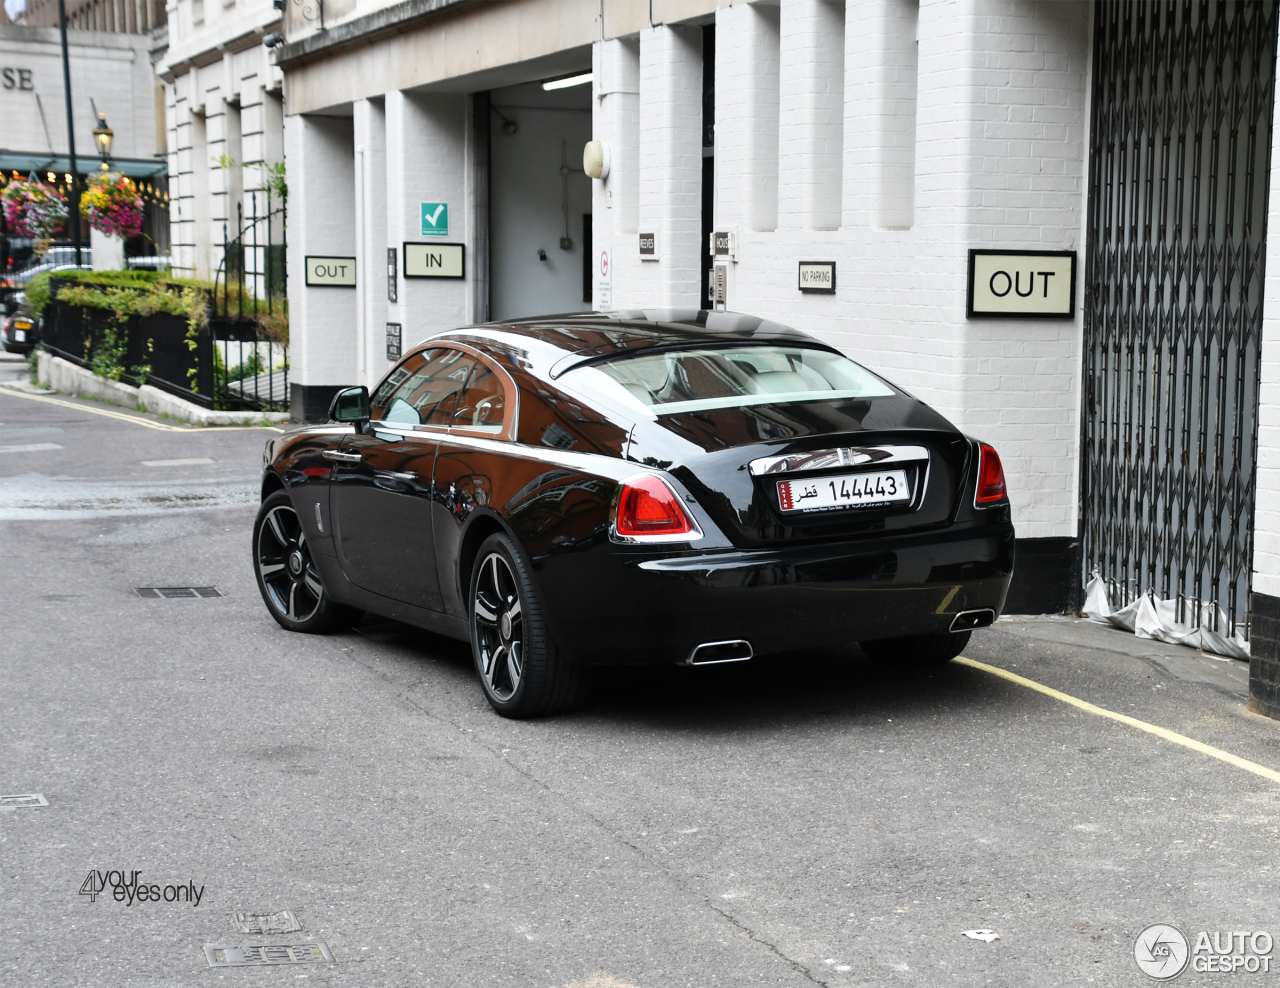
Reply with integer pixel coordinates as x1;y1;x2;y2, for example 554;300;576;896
777;469;910;512
14;329;26;342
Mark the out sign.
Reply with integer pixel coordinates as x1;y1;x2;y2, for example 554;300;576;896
967;250;1076;317
305;256;356;287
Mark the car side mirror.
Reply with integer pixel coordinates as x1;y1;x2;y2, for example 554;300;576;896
329;386;370;427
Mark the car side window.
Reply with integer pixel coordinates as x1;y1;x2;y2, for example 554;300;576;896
450;359;509;436
369;348;476;428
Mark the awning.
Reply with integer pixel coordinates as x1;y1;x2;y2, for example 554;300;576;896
0;151;168;181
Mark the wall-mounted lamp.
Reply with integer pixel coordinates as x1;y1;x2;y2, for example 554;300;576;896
583;140;610;180
92;113;113;170
491;105;517;136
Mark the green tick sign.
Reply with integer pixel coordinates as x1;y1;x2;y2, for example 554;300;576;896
421;202;449;237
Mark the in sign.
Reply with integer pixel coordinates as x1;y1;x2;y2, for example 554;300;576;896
403;242;465;279
304;256;357;287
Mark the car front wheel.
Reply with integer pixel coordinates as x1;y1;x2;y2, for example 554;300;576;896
860;630;971;666
469;533;589;717
253;490;350;634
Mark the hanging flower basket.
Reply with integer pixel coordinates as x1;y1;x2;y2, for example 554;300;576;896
0;176;69;240
80;172;144;239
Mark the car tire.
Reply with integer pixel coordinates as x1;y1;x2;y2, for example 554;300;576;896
469;532;590;718
860;630;972;666
253;490;354;634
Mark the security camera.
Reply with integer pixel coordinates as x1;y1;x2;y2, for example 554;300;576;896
263;32;285;48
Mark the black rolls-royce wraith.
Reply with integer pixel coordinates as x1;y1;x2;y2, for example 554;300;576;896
254;310;1014;717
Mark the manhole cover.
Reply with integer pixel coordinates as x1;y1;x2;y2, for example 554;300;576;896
233;910;302;934
135;587;222;598
0;793;48;807
204;943;334;967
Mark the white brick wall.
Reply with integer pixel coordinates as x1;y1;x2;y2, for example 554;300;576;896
287;114;357;389
638;25;704;307
384;91;472;349
354;97;390;390
594;0;1089;537
1252;84;1280;598
779;0;845;232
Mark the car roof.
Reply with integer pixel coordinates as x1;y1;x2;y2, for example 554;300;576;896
432;310;829;377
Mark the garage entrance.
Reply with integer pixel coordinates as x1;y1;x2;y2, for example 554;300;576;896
1082;1;1280;639
487;77;593;322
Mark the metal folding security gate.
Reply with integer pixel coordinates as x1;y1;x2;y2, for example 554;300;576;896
1083;0;1280;640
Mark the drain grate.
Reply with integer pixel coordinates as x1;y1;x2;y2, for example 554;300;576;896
204;942;334;967
135;587;222;599
233;910;302;935
0;793;48;807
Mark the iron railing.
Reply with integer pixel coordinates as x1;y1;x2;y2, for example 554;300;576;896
1083;0;1280;640
212;191;288;411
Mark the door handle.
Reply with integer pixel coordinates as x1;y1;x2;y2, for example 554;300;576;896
322;449;363;463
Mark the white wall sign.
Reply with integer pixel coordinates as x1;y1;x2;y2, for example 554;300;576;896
403;242;465;279
305;255;357;287
596;248;612;311
967;250;1076;318
798;261;836;294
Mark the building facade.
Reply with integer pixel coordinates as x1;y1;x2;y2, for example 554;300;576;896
158;0;284;279
0;20;168;270
269;0;1280;718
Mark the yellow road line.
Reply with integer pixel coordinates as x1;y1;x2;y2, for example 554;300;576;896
955;655;1280;786
0;386;283;432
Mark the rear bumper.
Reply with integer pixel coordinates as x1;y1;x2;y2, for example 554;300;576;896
536;522;1015;664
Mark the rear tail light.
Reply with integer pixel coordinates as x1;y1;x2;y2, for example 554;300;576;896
610;474;703;543
974;443;1008;506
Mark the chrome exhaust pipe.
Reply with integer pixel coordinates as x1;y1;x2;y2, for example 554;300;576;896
950;608;995;632
685;640;753;666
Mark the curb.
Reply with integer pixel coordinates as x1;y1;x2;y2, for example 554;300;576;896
35;352;292;428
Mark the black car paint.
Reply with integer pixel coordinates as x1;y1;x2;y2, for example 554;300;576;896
261;311;1015;664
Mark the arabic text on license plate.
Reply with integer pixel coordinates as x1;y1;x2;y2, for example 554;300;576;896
777;470;910;512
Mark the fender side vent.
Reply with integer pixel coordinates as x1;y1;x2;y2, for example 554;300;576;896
135;587;223;599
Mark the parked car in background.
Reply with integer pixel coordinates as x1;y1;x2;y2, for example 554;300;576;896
1;292;38;354
254;310;1015;718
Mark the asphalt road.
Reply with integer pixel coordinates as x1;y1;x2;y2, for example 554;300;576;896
2;351;1279;987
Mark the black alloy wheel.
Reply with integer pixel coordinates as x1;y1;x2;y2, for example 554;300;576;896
860;630;972;666
469;532;590;717
253;490;349;633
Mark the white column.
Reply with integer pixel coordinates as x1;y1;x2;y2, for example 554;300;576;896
287;112;357;414
1253;81;1280;600
779;0;846;231
384;90;470;346
844;0;920;230
636;24;703;308
354;98;389;389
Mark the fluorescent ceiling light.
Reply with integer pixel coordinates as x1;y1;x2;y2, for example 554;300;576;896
543;72;592;91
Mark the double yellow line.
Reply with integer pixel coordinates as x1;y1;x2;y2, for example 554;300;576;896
0;385;283;432
956;656;1280;786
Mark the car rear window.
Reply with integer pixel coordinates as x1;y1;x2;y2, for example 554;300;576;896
563;345;896;415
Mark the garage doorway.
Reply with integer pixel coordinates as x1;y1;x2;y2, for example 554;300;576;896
488;78;593;322
1082;0;1279;639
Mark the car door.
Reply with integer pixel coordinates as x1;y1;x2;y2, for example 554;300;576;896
431;351;521;619
329;347;477;610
